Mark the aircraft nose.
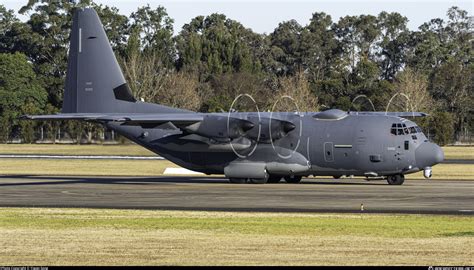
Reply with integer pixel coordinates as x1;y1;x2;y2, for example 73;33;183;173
416;142;444;169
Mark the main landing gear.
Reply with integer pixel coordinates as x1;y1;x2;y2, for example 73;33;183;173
386;174;405;185
228;175;303;184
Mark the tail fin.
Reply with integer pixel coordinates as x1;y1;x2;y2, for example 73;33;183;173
62;8;136;114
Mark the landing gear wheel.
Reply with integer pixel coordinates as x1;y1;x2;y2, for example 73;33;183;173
387;174;405;185
249;178;268;184
333;175;342;179
267;175;282;183
284;175;302;184
229;178;246;184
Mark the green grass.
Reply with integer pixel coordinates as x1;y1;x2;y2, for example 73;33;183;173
408;163;474;180
1;144;472;160
0;158;472;179
0;143;154;156
0;158;179;176
442;146;474;160
0;144;472;179
0;208;472;265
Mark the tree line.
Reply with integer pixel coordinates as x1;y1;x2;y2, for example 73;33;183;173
0;0;472;145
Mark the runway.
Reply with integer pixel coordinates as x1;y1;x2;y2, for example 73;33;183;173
0;175;473;215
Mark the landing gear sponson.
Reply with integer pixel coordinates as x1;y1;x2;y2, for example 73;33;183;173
230;174;406;185
228;175;303;184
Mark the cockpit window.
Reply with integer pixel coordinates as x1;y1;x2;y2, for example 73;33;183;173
391;123;423;136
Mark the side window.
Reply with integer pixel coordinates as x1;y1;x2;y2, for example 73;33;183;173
397;129;404;135
391;123;397;135
410;127;416;134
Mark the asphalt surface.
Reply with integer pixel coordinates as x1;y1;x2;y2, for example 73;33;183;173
0;175;472;215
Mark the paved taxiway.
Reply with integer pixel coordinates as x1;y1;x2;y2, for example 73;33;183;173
0;175;472;215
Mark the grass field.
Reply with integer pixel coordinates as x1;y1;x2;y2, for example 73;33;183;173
0;158;179;176
442;146;474;160
0;158;472;179
0;144;472;179
0;208;472;266
0;144;472;159
0;144;154;156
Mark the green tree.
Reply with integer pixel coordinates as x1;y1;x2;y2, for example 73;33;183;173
0;52;47;142
430;111;455;146
176;13;265;78
430;61;473;139
300;13;337;84
377;12;410;80
269;20;303;76
129;5;175;67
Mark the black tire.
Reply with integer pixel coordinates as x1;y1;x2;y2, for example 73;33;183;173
248;178;268;184
387;174;405;185
284;175;302;184
333;175;342;179
229;178;247;184
267;175;283;183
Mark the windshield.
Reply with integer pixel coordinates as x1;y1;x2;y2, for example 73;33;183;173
390;123;422;136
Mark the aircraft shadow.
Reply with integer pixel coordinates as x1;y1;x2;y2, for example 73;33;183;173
0;175;384;187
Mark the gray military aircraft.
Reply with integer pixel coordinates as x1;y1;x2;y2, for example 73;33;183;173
23;8;444;185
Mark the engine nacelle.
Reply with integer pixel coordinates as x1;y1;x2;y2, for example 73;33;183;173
184;115;254;139
245;117;296;143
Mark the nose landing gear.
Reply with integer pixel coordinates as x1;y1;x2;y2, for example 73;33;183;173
423;167;432;179
387;174;405;185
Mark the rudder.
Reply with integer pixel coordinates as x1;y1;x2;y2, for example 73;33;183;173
62;8;136;114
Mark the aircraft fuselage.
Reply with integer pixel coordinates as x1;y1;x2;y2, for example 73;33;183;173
107;111;443;181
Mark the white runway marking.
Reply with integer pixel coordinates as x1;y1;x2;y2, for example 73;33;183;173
163;168;204;175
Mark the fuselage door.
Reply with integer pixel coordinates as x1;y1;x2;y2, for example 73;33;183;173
324;142;334;162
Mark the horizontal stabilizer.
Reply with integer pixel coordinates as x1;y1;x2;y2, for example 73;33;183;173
21;113;203;126
20;113;106;121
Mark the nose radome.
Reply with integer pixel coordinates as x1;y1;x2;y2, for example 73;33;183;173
416;142;444;169
434;144;444;164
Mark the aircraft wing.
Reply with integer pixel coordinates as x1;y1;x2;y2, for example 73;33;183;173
348;111;429;117
21;113;203;126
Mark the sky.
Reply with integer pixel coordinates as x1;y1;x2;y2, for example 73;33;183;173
3;0;473;35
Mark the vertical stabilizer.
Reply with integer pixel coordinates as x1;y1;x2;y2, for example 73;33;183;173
62;8;136;114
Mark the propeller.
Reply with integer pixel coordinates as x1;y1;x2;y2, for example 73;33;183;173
269;95;303;159
227;94;261;158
